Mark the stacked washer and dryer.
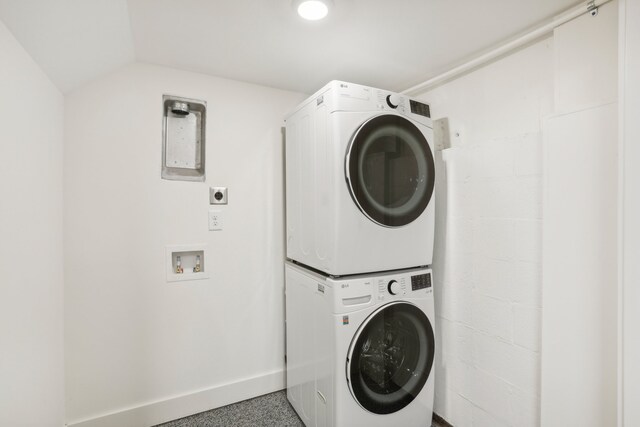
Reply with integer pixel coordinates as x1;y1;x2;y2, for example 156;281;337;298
284;81;437;427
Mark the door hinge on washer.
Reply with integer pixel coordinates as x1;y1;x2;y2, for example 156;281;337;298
587;0;598;17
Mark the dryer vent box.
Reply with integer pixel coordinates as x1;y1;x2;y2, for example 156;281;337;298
162;95;206;182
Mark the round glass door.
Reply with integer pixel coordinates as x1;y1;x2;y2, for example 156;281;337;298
346;114;435;227
346;301;435;414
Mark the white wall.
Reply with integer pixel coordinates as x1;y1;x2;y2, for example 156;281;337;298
417;38;553;427
64;63;305;426
620;0;640;425
0;19;65;427
541;3;618;426
542;104;617;427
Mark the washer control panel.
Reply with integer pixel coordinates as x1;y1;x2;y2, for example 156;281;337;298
333;268;433;308
411;273;432;291
387;280;401;295
376;276;410;298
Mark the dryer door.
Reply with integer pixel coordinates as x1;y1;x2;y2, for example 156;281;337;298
346;301;435;414
346;114;435;227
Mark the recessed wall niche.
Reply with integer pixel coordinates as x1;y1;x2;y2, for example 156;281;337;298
161;95;206;181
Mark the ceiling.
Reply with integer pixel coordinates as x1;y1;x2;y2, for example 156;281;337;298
0;0;581;94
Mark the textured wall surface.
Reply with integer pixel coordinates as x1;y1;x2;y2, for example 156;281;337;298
417;38;553;427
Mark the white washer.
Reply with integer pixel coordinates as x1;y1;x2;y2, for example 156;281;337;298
285;81;436;276
285;261;435;427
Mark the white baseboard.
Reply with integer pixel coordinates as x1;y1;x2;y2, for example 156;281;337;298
66;369;286;427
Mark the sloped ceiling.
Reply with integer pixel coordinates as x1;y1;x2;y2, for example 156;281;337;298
0;0;134;93
0;0;580;94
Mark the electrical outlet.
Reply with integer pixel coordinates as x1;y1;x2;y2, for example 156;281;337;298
210;187;228;204
208;210;223;231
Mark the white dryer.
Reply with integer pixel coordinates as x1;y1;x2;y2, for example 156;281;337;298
285;261;435;427
285;81;435;276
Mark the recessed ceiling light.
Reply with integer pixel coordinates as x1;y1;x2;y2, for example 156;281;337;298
294;0;331;21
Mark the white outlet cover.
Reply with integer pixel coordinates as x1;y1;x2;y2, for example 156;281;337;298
208;210;223;231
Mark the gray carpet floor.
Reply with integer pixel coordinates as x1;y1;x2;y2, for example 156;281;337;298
156;390;448;427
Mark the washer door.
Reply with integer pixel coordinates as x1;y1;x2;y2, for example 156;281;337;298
346;114;435;227
346;301;435;414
